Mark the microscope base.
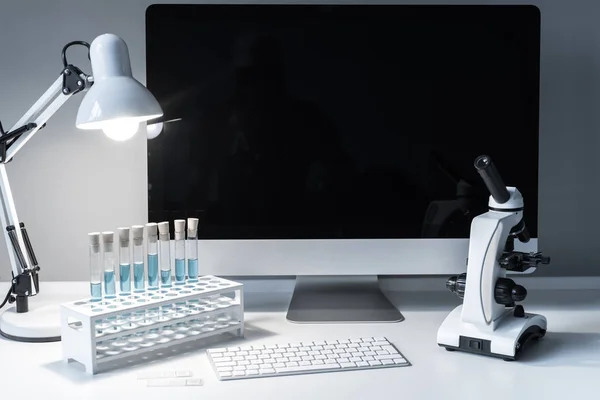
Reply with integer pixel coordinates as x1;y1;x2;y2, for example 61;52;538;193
437;305;546;360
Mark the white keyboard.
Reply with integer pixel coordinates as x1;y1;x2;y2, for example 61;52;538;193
207;337;410;380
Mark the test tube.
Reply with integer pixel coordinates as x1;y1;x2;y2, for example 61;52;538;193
102;231;116;298
174;219;186;284
89;232;102;301
117;227;131;295
146;223;159;290
158;221;172;287
187;218;199;282
132;225;145;292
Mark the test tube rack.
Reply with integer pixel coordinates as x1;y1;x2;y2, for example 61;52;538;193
60;276;244;374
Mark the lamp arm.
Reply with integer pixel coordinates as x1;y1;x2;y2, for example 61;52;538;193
0;66;92;311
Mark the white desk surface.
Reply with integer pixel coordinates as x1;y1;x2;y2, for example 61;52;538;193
1;282;600;399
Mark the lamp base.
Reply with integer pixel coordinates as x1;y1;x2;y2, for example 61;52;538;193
0;303;61;342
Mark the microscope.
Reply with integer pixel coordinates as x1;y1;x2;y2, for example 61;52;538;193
437;155;550;361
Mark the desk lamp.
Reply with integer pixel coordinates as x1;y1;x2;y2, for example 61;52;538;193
0;34;163;342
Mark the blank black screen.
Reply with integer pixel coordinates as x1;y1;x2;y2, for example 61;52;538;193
146;4;540;239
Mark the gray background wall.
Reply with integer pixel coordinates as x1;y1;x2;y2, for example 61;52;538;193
0;0;596;281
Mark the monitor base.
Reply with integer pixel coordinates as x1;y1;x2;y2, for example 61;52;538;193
286;276;404;323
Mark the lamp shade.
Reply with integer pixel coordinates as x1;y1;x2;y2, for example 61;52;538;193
76;34;162;140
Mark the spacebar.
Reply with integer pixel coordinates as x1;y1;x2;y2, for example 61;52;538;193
275;364;341;374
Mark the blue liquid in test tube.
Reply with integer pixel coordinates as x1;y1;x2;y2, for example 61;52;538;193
175;259;186;284
188;258;198;282
104;270;116;297
148;253;159;289
119;263;131;294
134;262;145;291
161;270;171;286
90;282;102;299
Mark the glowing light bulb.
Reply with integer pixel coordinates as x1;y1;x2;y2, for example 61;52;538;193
101;119;140;141
146;122;164;140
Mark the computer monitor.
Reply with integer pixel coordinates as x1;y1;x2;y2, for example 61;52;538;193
146;4;541;322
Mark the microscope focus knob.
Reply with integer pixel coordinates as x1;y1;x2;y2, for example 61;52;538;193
495;278;527;305
446;273;467;299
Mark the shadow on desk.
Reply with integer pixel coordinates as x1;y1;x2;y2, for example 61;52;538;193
520;332;600;368
41;323;276;382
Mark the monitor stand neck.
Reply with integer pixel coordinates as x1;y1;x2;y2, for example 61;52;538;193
286;276;404;323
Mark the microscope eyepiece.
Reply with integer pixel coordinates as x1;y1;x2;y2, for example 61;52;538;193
474;155;510;204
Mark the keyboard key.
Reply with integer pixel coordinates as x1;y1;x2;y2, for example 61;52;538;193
299;361;311;366
263;349;274;354
381;360;394;365
274;349;286;354
308;351;321;356
299;347;311;352
237;351;249;356
224;352;236;357
374;337;386;341
362;338;375;342
325;340;338;345
382;346;397;354
296;351;309;357
336;344;348;349
246;370;259;376
276;364;340;374
258;354;271;359
349;357;362;363
350;339;362;343
370;346;382;351
262;363;273;369
247;355;257;360
252;345;266;350
314;355;327;360
286;361;299;367
247;364;259;370
340;362;356;368
375;354;398;360
212;357;232;363
233;366;246;371
238;360;250;366
312;359;325;365
278;343;290;349
210;348;226;353
314;341;327;346
289;343;302;348
217;367;233;372
393;358;408;364
372;341;389;347
275;357;289;363
265;344;278;349
358;347;371;352
339;339;350;344
377;351;390;356
239;346;253;351
301;342;314;346
338;358;350;363
227;347;240;352
348;343;360;348
327;354;339;359
323;345;336;350
356;361;369;367
220;371;232;378
215;361;237;367
364;351;376;356
368;360;382;366
250;360;263;365
259;368;275;375
273;363;286;368
302;356;314;361
289;356;301;362
322;349;333;355
334;349;346;354
284;352;296;358
363;356;375;361
351;352;364;358
249;350;261;355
